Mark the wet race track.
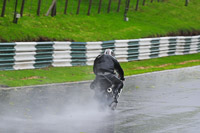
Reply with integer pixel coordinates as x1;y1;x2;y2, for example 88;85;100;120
0;66;200;133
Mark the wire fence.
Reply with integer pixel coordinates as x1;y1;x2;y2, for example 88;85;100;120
0;0;171;18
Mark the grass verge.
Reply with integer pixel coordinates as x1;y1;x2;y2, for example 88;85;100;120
0;0;200;42
0;53;200;87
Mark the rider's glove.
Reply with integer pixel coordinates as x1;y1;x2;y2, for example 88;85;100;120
120;77;125;81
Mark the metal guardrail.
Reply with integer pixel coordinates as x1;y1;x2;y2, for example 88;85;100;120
0;35;200;70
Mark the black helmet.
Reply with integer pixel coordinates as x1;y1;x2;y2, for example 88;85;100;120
104;49;115;57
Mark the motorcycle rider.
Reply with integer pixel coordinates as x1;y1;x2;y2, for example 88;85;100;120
90;49;125;105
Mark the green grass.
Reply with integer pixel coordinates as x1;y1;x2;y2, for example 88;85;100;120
0;0;200;87
0;53;200;87
0;0;200;42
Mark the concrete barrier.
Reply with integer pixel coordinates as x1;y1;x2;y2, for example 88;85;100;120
0;35;199;70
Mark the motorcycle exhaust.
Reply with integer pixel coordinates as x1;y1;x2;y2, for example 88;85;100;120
107;87;112;93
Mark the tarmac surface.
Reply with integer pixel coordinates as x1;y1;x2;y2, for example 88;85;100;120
0;66;200;133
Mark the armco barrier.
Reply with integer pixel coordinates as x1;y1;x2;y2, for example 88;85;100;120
0;35;200;70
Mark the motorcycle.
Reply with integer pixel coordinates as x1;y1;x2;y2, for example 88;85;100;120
90;75;123;110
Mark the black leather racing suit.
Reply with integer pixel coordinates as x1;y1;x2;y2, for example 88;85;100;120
91;54;125;102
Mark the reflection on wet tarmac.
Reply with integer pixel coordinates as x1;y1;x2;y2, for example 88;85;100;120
0;66;200;133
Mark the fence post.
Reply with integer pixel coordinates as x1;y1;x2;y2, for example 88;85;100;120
1;0;7;17
185;0;188;6
37;0;42;16
13;0;18;23
51;1;56;16
117;0;121;12
87;0;92;15
98;0;102;14
20;0;25;17
143;0;146;6
46;0;56;16
64;0;68;14
77;0;81;14
107;0;112;13
1;0;6;17
124;0;130;21
135;0;140;11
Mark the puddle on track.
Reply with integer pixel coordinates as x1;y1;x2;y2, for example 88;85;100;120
0;66;200;133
